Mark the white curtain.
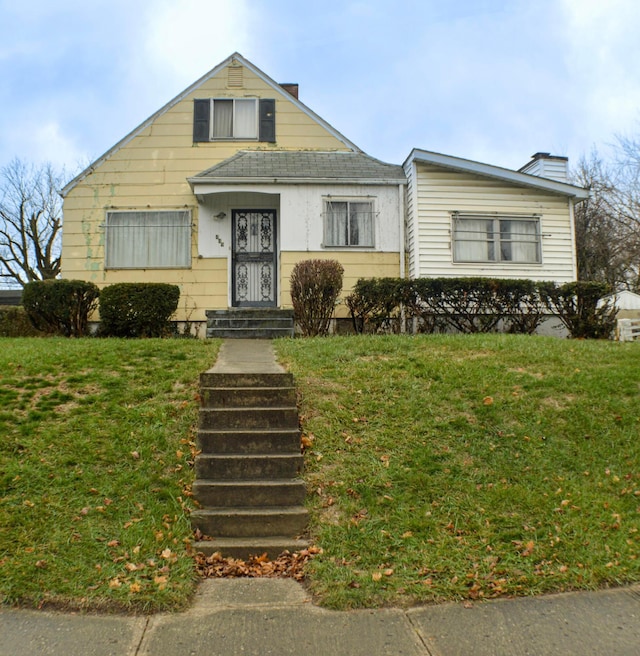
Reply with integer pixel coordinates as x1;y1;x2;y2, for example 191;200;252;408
325;201;349;246
324;201;373;246
106;211;190;268
502;220;539;262
234;99;257;138
213;100;233;138
454;218;492;261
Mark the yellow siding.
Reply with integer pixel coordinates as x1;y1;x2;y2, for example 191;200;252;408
62;60;354;321
280;251;400;318
412;164;577;283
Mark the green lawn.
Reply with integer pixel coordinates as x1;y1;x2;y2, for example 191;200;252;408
0;337;219;612
1;334;638;613
275;334;640;609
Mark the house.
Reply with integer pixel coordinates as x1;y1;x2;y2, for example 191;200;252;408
61;53;589;336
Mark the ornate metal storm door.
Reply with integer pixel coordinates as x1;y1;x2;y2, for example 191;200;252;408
232;210;277;307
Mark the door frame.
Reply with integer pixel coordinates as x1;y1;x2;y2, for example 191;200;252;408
231;209;278;308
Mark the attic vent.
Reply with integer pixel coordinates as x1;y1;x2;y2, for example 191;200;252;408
228;65;244;88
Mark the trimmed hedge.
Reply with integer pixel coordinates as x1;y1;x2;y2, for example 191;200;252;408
99;283;180;337
0;305;44;337
22;279;100;337
346;277;617;339
290;259;344;336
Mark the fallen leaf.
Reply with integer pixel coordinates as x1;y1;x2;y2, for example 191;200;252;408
372;572;383;582
129;582;141;593
130;451;140;460
483;396;494;405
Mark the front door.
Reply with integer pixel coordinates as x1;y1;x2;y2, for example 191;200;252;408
232;210;277;307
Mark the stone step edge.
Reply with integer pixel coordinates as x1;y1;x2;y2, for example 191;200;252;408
192;537;310;560
193;478;306;487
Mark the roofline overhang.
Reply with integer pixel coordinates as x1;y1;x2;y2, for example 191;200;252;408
61;52;362;197
404;148;590;201
189;176;407;190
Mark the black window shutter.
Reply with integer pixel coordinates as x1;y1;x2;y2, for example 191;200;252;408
259;99;276;143
193;99;210;142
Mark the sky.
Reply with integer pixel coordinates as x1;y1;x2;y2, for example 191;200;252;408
1;0;640;182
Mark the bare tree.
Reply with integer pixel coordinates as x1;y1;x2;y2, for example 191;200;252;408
572;147;640;291
0;159;64;287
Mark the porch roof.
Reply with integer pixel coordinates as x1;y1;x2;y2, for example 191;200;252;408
188;150;406;186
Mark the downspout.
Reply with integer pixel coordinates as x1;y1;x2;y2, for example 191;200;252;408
568;197;578;281
398;183;406;279
398;183;406;332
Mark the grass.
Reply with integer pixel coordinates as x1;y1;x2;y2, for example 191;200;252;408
275;334;640;609
0;337;219;612
1;333;638;613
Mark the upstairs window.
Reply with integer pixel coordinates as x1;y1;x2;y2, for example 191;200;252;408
323;199;375;247
193;98;275;142
105;210;191;269
452;213;541;264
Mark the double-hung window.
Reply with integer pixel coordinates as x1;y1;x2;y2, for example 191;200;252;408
323;199;375;247
452;213;541;264
193;98;276;142
105;210;191;269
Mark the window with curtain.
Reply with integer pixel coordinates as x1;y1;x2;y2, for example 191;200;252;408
324;199;375;247
211;98;258;139
452;214;541;263
105;211;191;269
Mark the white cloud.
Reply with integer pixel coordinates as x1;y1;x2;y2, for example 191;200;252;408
560;0;640;148
143;0;252;85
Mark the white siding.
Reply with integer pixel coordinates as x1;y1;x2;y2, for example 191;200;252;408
411;163;577;283
196;183;402;257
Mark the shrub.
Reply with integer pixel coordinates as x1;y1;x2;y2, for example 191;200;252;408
290;259;344;337
0;305;44;337
345;278;409;334
539;281;617;339
99;283;181;337
22;279;100;337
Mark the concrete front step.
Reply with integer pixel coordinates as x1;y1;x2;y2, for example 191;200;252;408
201;386;297;408
205;309;294;340
207;327;294;339
192;479;306;507
199;407;299;430
191;506;308;538
197;428;301;455
192;537;310;560
195;454;303;480
200;372;294;389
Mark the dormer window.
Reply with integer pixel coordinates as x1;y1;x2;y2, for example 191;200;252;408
193;98;275;143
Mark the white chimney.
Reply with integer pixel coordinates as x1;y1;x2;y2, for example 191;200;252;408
519;152;568;182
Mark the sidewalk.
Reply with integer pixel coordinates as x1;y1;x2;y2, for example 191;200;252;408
1;340;639;655
1;579;639;656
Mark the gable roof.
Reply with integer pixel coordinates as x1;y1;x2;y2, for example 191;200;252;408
404;149;590;200
61;53;361;197
189;151;406;186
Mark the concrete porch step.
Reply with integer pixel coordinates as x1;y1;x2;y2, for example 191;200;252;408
199;407;299;430
200;372;295;389
197;428;301;455
195;454;303;480
192;536;310;560
208;327;294;339
191;506;309;538
192;479;306;507
200;386;297;408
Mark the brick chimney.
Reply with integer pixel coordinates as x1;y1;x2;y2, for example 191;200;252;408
280;83;299;99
